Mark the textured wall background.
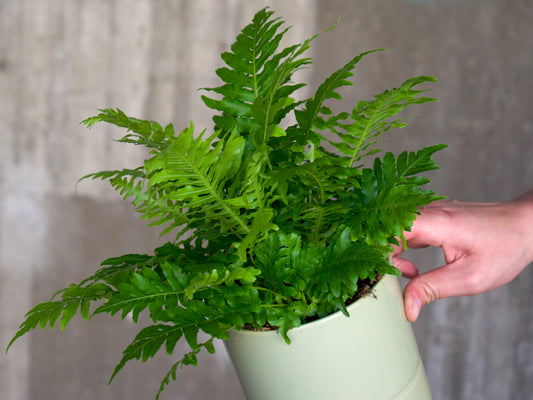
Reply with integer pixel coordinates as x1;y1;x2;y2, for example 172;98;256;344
1;1;531;400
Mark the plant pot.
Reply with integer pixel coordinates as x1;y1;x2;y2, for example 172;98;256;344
224;274;431;400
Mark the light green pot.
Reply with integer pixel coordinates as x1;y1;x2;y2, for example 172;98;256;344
225;274;431;400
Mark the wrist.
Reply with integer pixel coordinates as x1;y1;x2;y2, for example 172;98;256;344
509;189;533;264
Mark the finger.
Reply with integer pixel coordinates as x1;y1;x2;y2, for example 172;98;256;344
402;259;472;321
391;256;419;279
402;211;450;249
391;243;403;256
403;276;437;322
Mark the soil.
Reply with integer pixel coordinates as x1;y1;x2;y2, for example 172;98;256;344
345;275;380;306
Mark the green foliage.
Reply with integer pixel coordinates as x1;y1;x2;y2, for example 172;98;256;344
8;7;446;399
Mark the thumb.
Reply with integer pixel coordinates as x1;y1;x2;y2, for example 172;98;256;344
403;277;439;322
402;261;466;322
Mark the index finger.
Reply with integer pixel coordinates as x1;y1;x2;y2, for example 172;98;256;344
402;203;451;249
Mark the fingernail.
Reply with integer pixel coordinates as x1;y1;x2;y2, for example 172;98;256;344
406;297;422;322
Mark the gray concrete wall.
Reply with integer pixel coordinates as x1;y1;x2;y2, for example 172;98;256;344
1;1;531;399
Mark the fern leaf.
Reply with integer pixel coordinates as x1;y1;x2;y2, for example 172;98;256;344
155;337;216;400
202;7;313;144
355;146;446;245
326;76;438;165
76;167;145;193
109;311;231;384
254;231;301;300
305;228;395;313
109;324;184;383
295;49;383;138
7;283;112;351
396;144;448;179
144;125;252;238
201;8;288;134
81;108;174;150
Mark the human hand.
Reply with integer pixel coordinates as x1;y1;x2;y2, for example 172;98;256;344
392;190;533;322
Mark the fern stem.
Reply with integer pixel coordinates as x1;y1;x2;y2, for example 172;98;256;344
252;21;259;98
312;207;326;242
260;304;286;309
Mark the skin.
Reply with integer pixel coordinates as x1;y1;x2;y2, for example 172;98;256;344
392;189;533;322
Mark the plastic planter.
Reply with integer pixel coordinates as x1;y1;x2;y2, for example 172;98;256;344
225;274;431;400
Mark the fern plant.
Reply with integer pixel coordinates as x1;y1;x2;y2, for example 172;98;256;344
8;8;446;399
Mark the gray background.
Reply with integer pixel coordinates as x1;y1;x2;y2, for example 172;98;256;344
1;1;532;399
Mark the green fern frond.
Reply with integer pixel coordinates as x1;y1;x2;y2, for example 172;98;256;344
202;7;314;146
201;8;290;134
327;76;438;165
295;49;383;139
354;145;447;245
110;325;223;398
304;228;394;315
155;337;216;400
81;108;174;150
7;283;112;351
